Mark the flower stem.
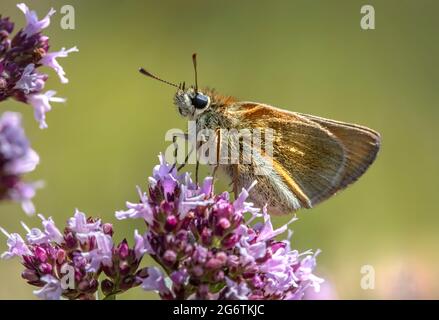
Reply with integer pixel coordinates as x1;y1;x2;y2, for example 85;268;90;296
103;293;117;300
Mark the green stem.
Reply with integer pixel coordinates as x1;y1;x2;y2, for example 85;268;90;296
103;293;117;300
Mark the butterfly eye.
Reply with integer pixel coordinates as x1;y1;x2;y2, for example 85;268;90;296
191;94;209;109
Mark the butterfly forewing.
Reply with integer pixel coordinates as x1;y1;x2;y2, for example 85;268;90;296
221;102;380;214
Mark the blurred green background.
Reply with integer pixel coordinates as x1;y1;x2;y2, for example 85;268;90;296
0;0;438;299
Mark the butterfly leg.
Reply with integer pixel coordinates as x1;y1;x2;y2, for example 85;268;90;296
232;164;239;198
170;134;179;172
195;160;200;185
211;129;221;182
195;130;210;185
177;146;193;171
195;139;202;184
170;132;189;173
174;136;201;183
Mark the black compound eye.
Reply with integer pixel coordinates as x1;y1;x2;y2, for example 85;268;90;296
191;94;209;109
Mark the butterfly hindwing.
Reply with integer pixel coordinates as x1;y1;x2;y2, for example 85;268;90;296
297;113;381;200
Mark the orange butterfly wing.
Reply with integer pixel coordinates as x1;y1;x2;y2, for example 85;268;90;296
221;102;380;213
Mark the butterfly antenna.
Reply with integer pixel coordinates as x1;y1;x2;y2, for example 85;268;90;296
192;53;198;93
139;68;179;88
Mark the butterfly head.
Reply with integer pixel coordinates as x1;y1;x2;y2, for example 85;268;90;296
174;87;211;119
140;53;212;120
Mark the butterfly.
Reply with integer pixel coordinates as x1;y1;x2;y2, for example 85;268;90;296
140;54;381;215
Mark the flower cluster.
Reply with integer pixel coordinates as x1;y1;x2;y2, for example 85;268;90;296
0;112;39;214
0;3;77;213
1;155;323;300
0;210;148;300
0;4;327;301
0;3;77;129
117;155;323;300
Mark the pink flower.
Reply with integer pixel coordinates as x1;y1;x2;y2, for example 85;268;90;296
84;232;113;272
140;267;171;295
40;47;79;83
134;230;149;260
67;209;102;243
0;112;40;214
33;275;62;300
1;210;148;300
116;186;154;224
0;227;32;259
38;214;64;243
0;4;77;129
16;3;56;37
26;91;66;129
13;64;47;94
20;221;49;245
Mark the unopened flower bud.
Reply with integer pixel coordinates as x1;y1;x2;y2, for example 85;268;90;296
34;246;47;263
136;267;149;279
170;270;188;285
197;284;209;298
117;240;130;259
215;252;227;264
88;279;99;293
227;255;239;269
215;201;233;218
39;263;52;274
201;227;212;246
218;218;231;230
163;250;177;265
102;223;113;236
165;215;178;231
77;280;89;292
101;279;114;296
64;232;77;249
222;233;239;249
214;270;225;282
56;249;66;264
192;266;204;277
102;265;117;278
251;275;264;288
22;255;35;267
119;275;135;291
119;261;130;275
21;269;39;282
206;258;223;270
